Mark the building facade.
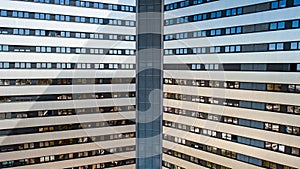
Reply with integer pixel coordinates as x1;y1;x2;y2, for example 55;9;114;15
0;0;136;168
163;0;300;168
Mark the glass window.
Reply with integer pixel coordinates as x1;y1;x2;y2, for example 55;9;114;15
236;27;242;33
270;23;277;30
226;10;231;16
231;9;237;15
47;47;51;53
13;29;18;35
113;5;118;10
89;18;94;23
193;15;198;21
12;11;18;17
225;46;230;52
237;7;243;14
60;15;64;21
40;47;46;52
225;28;230;34
230;46;235;52
40;13;45;19
297;64;300;71
291;42;298;49
35;46;41;53
292;20;299;28
41;30;46;36
277;43;284;50
55;15;60;20
211;12;216;18
75;17;80;22
75;1;80;6
269;44;276;50
279;0;286;7
35;30;40;36
66;48;71;53
271;1;279;8
36;63;41;68
85;2;90;7
26;62;31;68
18;11;23;18
25;29;30;35
65;16;70;21
94;3;99;8
66;32;70;37
295;0;300;5
3;62;9;68
15;62;20;68
19;29;24;35
3;45;8;51
24;12;29;18
277;22;285;29
1;10;8;16
231;27;236;34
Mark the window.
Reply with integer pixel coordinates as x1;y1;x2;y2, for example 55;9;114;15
3;45;8;51
288;149;299;159
278;22;285;29
277;43;284;50
237;8;242;14
99;3;104;9
295;0;300;5
55;15;60;21
225;28;230;34
24;12;29;18
270;23;277;30
269;43;284;50
13;29;18;35
1;10;8;16
25;29;30;35
66;32;70;37
271;1;279;8
231;9;237;15
292;20;299;28
12;11;18;17
18;12;23;18
279;0;287;7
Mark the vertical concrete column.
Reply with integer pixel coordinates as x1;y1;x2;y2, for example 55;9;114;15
136;0;163;168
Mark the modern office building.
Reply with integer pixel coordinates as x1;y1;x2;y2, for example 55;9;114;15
0;0;136;168
163;0;300;169
1;0;300;169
